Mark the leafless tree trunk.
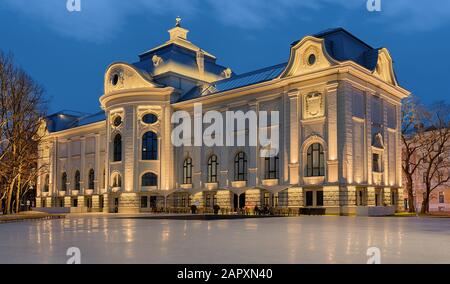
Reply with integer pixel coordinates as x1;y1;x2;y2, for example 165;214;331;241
401;96;427;213
419;102;450;214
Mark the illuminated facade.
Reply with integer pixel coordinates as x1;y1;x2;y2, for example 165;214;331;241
36;21;410;214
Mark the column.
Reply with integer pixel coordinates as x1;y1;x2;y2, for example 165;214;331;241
80;137;86;194
326;83;339;183
367;187;376;206
288;89;300;185
94;134;101;194
248;101;258;187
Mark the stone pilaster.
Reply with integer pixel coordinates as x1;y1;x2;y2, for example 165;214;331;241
45;197;52;208
36;198;42;208
326;83;339;183
288;89;300;185
367;187;376;206
64;196;71;208
92;195;100;212
102;193;109;213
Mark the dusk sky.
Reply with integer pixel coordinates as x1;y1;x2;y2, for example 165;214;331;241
1;0;449;114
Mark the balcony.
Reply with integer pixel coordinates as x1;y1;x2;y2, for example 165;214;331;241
231;181;247;188
262;179;279;187
204;183;218;190
180;184;192;190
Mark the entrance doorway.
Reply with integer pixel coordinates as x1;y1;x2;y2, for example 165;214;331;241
239;193;246;209
114;197;119;213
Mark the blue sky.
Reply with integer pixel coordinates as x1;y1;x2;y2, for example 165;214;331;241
0;0;449;114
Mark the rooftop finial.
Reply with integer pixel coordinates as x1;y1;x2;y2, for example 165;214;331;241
175;16;182;27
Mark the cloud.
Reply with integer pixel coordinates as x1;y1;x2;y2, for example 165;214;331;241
2;0;450;42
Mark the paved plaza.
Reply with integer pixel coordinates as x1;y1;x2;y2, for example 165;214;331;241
0;216;449;264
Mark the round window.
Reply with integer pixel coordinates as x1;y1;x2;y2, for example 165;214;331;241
111;74;119;86
113;116;122;127
142;113;158;124
308;54;316;66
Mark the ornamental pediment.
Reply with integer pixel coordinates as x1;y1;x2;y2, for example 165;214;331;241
104;63;160;95
280;36;338;78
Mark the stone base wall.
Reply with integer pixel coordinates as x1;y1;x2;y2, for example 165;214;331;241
288;187;303;207
217;190;233;209
191;192;204;208
45;197;52;208
339;186;356;207
40;186;403;214
118;193;139;213
246;189;261;207
64;196;71;208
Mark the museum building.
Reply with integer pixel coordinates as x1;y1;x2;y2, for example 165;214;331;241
36;20;410;214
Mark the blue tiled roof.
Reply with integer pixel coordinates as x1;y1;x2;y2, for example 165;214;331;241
179;63;287;102
134;43;229;80
46;111;105;133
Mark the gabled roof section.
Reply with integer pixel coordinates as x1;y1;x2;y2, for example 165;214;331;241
46;111;105;133
179;63;287;102
313;28;379;71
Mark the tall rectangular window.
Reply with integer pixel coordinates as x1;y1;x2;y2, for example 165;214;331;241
305;191;314;207
316;191;324;207
141;196;148;208
371;96;382;125
373;153;382;172
353;91;365;119
439;192;445;204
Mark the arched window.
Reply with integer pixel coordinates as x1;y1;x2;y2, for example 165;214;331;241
113;134;122;162
74;170;81;191
88;169;95;189
234;152;247;181
43;174;50;192
264;156;279;180
61;172;67;191
142;172;158;187
306;143;325;177
112;173;122;188
183;157;193;184
142;131;158;160
207;155;218;183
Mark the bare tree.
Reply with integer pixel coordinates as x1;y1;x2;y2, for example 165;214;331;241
0;52;47;214
401;96;427;213
419;102;450;214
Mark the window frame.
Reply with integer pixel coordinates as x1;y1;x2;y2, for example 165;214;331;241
207;155;219;183
74;170;81;191
142;131;158;160
61;172;67;191
113;134;122;162
142;172;158;187
264;155;279;180
306;143;325;177
234;152;248;181
183;157;193;184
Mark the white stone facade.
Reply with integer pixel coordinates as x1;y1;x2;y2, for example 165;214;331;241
36;25;410;214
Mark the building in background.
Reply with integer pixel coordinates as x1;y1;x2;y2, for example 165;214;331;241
36;20;410;214
403;131;450;213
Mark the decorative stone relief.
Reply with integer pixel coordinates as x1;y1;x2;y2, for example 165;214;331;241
221;68;232;79
303;92;324;119
152;55;164;67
